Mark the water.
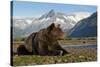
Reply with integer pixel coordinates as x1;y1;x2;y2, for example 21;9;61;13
62;44;97;49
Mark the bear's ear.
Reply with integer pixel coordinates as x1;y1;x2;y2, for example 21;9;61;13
47;23;55;32
56;24;60;28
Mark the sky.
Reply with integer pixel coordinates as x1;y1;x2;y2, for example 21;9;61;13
12;1;97;17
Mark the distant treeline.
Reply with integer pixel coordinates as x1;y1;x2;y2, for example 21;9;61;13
13;36;97;42
13;37;26;41
65;37;97;40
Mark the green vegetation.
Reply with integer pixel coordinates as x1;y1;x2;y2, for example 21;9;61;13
13;37;26;41
13;53;97;66
12;37;97;66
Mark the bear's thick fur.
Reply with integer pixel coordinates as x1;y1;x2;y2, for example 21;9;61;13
17;23;68;56
17;45;33;55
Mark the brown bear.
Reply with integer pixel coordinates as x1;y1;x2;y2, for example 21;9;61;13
17;23;68;56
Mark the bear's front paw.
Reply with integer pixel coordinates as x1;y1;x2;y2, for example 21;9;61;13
60;50;63;56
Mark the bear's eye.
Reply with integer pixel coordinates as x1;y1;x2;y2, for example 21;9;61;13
56;28;61;31
58;28;61;31
53;27;62;32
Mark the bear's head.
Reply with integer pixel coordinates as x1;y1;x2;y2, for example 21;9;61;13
47;23;64;40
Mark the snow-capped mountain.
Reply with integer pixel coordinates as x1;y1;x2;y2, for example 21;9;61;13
37;9;92;30
68;12;97;37
12;17;36;38
23;10;92;35
13;17;35;29
12;9;92;38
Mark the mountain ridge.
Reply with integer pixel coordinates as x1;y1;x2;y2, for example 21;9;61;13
68;12;97;37
13;10;92;38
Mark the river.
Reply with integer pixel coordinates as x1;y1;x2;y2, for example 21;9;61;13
62;44;97;49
